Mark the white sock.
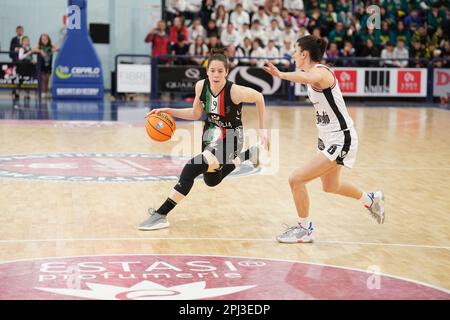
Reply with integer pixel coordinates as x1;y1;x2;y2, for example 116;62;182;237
298;217;310;229
360;192;374;208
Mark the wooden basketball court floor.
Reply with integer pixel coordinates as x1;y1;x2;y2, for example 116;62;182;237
0;104;449;299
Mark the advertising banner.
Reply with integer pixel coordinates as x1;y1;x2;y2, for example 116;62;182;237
52;0;104;99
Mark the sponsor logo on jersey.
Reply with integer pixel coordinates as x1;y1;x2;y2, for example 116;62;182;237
316;111;331;125
327;145;338;155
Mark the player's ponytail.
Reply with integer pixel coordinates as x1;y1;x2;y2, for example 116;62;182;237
296;35;328;62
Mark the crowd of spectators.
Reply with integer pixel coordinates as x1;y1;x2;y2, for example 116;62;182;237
8;25;59;98
145;0;450;68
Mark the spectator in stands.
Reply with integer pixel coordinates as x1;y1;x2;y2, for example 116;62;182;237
279;37;294;69
17;36;36;99
200;0;216;28
297;24;310;39
239;23;252;46
250;38;265;67
170;16;189;45
252;6;270;30
322;3;337;35
284;0;304;14
145;20;170;64
248;0;266;15
229;3;250;31
339;41;356;67
165;0;186;23
412;25;430;47
211;5;229;34
394;39;409;68
311;27;324;41
394;21;411;47
206;20;219;40
225;44;239;68
328;22;346;50
431;26;446;48
265;0;282;15
293;9;309;32
264;39;281;65
188;18;206;43
9;25;24;99
236;36;253;65
34;34;59;98
251;20;268;46
188;35;209;65
380;41;397;67
441;41;450;68
185;0;202;20
208;34;223;51
428;43;442;67
379;22;395;47
171;34;190;65
404;9;422;32
308;9;323;34
220;23;241;47
266;19;283;48
9;25;24;62
360;39;380;67
427;4;446;35
409;40;430;67
282;23;297;46
268;6;284;29
336;0;351;26
326;42;340;66
280;8;298;31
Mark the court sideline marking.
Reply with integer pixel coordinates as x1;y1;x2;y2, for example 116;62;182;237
0;237;448;250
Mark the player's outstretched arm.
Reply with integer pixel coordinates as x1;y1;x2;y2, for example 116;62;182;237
263;61;324;85
231;85;270;151
145;80;204;120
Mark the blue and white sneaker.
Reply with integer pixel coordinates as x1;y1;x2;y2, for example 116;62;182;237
365;191;385;224
276;222;315;243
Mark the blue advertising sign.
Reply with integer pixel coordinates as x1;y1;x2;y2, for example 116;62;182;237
52;0;104;99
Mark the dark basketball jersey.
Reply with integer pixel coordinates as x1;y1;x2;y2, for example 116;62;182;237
199;79;244;165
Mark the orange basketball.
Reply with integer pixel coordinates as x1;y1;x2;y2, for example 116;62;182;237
145;112;176;142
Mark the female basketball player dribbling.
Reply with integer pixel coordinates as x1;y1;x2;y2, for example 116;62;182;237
138;49;270;230
263;35;385;243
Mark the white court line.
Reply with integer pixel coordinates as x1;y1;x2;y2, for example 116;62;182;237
278;166;450;171
0;237;448;250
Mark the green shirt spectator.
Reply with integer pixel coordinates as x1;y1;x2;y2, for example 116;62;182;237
328;22;346;49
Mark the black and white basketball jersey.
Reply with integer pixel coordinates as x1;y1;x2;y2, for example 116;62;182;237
306;64;354;133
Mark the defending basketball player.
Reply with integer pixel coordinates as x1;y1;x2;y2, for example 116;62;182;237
263;35;385;243
138;49;270;230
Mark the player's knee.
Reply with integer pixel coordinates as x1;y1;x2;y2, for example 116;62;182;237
322;182;339;193
289;173;306;189
174;154;209;196
204;177;221;187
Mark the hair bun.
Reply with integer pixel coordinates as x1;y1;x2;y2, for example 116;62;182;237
211;48;225;55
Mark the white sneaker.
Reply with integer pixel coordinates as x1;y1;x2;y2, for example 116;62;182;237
276;223;315;243
366;191;385;224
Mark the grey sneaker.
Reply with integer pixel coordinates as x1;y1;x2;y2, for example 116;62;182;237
138;208;170;231
366;191;385;224
241;144;262;168
276;223;314;243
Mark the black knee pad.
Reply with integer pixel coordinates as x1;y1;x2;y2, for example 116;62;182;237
203;172;223;187
173;154;209;196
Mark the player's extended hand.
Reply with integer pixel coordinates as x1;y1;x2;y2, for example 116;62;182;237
144;108;169;118
258;129;271;152
263;61;282;79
